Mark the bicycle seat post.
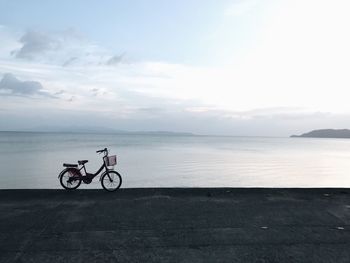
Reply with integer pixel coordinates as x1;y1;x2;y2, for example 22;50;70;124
81;163;87;175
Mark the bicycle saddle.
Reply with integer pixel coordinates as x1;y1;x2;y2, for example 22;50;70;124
63;163;78;168
78;160;88;165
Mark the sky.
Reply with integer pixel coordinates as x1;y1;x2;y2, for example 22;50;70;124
1;0;350;136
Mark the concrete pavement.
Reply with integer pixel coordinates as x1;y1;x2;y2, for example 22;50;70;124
1;188;350;262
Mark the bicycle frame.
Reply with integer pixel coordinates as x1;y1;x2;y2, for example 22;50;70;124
79;161;110;181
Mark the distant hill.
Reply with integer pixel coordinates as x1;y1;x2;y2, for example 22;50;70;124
129;131;194;136
17;126;195;136
291;129;350;138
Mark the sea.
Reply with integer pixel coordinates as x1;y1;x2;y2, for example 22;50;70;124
1;131;350;189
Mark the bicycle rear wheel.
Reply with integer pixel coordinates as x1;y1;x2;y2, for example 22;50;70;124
101;171;122;192
60;169;82;190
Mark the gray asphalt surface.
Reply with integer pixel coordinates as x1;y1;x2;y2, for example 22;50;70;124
1;188;350;262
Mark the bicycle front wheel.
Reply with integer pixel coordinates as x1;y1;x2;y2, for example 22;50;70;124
101;171;122;192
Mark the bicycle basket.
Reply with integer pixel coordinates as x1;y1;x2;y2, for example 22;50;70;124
104;155;117;166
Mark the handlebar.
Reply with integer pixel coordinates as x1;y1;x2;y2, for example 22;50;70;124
96;148;108;154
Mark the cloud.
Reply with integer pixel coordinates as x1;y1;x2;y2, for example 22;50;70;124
54;90;65;95
62;56;78;67
14;30;59;59
10;29;108;65
3;28;128;68
137;107;163;113
90;88;100;96
0;73;54;98
2;5;350;136
105;53;125;66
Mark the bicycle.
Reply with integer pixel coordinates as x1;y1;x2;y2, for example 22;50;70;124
58;148;122;192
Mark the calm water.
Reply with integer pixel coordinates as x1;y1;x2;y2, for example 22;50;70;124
1;131;350;189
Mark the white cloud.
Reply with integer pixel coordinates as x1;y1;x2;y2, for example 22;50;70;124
0;73;54;98
1;1;350;137
0;51;349;135
105;53;125;66
6;28;113;66
14;30;59;59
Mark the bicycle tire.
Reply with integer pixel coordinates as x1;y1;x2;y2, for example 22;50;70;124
59;169;82;190
101;171;122;192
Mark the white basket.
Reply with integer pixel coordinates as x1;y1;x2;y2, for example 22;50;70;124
104;155;117;167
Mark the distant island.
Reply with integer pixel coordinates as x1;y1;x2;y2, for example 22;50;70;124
291;129;350;138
